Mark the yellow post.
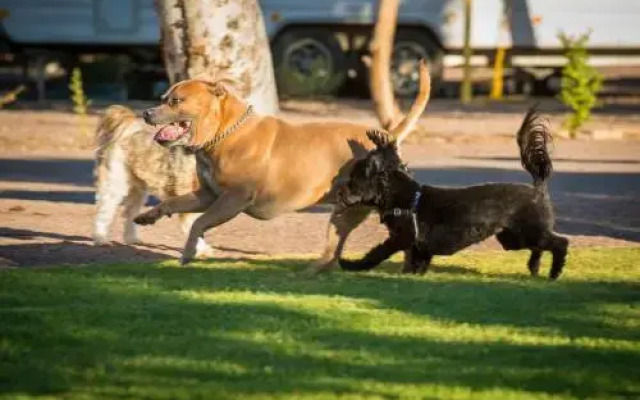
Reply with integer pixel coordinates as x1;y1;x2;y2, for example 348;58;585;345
490;47;506;99
490;2;509;100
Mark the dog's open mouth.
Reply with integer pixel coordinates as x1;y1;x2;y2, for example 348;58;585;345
154;120;192;143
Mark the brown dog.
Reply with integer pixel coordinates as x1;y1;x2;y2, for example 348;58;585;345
134;61;431;270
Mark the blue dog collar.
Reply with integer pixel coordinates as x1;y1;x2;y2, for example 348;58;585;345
411;191;422;211
382;190;423;241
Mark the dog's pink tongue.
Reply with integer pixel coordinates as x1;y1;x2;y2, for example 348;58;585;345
154;125;181;142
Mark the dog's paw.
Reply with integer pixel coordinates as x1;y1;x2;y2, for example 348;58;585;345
549;271;562;281
304;265;333;276
134;209;162;225
93;236;111;246
339;258;377;272
194;240;214;259
180;253;198;266
123;236;142;246
180;246;198;266
310;258;339;274
339;259;361;271
194;248;214;259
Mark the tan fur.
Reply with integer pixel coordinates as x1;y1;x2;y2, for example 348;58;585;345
136;61;431;269
93;105;212;257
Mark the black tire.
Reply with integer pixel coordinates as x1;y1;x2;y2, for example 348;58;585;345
512;69;535;96
537;69;562;96
272;28;347;97
392;29;443;98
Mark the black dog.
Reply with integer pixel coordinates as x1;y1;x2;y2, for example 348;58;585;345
338;107;569;279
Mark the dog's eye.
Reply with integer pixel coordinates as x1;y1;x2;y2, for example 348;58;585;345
169;98;184;106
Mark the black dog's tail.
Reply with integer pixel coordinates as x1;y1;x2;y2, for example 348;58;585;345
517;106;553;191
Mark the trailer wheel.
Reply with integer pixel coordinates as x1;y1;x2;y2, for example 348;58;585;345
272;28;347;97
392;29;443;98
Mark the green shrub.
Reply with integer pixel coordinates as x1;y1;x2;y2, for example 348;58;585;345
557;31;603;138
69;67;91;139
0;85;26;108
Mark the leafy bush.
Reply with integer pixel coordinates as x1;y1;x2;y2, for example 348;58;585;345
69;67;91;139
0;85;26;108
557;31;603;138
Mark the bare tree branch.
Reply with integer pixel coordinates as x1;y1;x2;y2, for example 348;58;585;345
369;0;402;131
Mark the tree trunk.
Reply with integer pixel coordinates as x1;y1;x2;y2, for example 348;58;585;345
155;0;279;114
368;0;402;131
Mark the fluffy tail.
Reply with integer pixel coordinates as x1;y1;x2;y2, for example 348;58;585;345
95;105;139;150
95;105;143;158
389;59;431;145
517;106;553;190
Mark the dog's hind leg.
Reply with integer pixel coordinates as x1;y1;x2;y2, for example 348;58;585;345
527;250;542;276
94;191;124;245
93;159;129;246
312;206;371;273
497;229;547;277
179;213;214;259
546;234;569;280
122;184;147;245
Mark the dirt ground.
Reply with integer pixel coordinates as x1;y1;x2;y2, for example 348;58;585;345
1;98;639;267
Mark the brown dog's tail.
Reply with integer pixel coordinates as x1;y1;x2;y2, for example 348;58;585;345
389;60;431;145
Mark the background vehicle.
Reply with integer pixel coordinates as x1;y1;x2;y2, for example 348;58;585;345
1;0;639;99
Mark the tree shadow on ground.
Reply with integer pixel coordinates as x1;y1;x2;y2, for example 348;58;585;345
0;227;264;267
2;258;638;399
2;158;639;242
0;158;93;187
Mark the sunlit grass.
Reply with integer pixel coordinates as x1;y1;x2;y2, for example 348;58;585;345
1;247;639;399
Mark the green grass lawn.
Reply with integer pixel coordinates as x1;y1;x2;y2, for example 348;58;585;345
1;247;639;400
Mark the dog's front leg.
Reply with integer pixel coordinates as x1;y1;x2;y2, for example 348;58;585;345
134;189;214;226
180;190;251;265
179;213;214;259
402;245;433;274
340;236;405;272
314;205;371;273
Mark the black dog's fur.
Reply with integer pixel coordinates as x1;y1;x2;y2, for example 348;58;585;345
338;107;569;279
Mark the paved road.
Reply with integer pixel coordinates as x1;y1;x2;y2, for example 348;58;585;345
1;146;639;244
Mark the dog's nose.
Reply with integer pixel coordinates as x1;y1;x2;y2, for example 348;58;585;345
142;109;154;123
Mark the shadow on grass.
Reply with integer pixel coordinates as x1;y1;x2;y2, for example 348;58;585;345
1;256;639;399
0;227;261;266
104;258;640;343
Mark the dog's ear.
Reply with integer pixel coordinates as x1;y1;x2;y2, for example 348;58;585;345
366;129;397;150
206;82;227;97
366;129;388;148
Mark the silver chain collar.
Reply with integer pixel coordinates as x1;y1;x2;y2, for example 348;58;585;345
200;105;254;151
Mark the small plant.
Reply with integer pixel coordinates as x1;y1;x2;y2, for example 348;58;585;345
69;67;92;139
0;85;26;108
557;31;603;138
